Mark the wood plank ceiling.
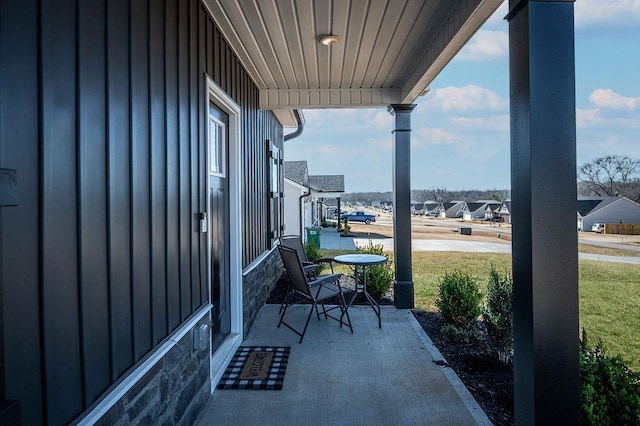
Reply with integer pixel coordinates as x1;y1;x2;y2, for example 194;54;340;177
204;0;503;111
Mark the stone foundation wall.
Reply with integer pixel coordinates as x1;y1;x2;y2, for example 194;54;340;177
94;316;211;426
243;248;283;334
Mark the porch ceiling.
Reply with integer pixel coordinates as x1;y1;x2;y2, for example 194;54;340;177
203;0;503;110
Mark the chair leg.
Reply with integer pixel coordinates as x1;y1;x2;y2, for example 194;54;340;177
319;301;329;320
279;282;292;314
298;304;316;343
339;292;353;333
279;301;316;343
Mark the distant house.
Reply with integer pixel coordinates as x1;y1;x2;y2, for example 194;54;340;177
577;196;640;231
424;202;440;216
440;201;466;218
284;161;344;238
310;175;346;222
284;161;312;237
411;202;425;215
496;201;512;224
463;201;501;221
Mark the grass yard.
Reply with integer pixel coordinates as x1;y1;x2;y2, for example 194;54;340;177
320;249;640;370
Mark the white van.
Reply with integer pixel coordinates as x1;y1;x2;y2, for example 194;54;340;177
591;222;605;233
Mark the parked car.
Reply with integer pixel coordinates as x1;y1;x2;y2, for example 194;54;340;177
591;222;605;233
340;211;376;224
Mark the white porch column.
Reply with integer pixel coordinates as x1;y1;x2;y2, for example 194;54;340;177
388;104;416;309
508;1;579;424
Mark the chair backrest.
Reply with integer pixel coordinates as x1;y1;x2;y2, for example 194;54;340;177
278;245;311;297
279;235;309;264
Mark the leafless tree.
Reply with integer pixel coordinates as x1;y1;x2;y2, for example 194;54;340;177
579;155;640;202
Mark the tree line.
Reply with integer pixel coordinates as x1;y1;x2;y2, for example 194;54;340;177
341;188;511;205
341;155;640;205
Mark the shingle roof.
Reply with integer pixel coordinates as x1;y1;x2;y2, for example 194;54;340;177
284;161;308;186
466;202;485;212
424;203;439;211
309;175;345;193
576;197;618;217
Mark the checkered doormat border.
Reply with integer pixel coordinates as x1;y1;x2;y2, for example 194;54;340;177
217;346;290;390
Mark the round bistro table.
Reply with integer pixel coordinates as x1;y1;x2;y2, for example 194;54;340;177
332;254;387;328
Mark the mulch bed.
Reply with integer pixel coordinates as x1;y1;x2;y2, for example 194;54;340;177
266;273;515;425
412;310;515;425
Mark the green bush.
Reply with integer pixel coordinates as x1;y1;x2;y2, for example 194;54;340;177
442;323;481;345
580;331;640;425
435;271;482;330
356;240;394;299
484;266;513;365
304;242;325;275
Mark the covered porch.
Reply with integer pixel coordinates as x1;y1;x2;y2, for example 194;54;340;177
197;305;490;425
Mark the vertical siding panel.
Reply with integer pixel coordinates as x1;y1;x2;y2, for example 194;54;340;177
213;27;220;85
107;0;133;380
179;0;192;319
190;0;201;310
130;0;153;360
198;5;208;304
78;0;110;405
206;18;213;78
149;0;168;343
220;38;227;93
165;0;180;331
40;0;84;422
0;1;44;423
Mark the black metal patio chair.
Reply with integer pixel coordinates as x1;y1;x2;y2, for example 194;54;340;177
279;234;335;277
277;245;352;343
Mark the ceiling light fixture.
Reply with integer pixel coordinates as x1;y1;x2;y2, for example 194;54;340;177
319;34;341;46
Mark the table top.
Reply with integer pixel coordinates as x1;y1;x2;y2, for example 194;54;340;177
333;254;387;266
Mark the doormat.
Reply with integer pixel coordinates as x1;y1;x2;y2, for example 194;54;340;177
217;346;290;390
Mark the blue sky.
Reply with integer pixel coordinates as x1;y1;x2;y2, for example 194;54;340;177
283;1;640;193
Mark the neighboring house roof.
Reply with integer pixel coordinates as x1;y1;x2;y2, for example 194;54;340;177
424;203;439;211
441;202;455;210
465;202;485;213
284;161;309;187
577;197;618;217
309;175;345;193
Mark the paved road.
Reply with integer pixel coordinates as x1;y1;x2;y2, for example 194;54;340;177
322;231;640;265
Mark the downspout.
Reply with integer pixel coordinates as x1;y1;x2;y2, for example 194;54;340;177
284;109;307;236
299;190;311;237
284;109;304;141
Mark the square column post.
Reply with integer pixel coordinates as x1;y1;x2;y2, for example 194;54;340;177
508;1;579;424
388;104;416;309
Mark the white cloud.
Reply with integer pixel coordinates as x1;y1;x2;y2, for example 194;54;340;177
414;127;462;147
450;115;509;132
576;107;640;129
575;0;640;27
589;89;640;111
457;30;508;61
426;85;508;112
576;108;601;128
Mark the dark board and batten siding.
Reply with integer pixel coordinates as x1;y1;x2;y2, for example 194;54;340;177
0;0;281;424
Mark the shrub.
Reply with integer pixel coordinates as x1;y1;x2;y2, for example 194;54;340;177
356;239;394;299
442;323;481;345
304;242;325;275
484;266;513;365
342;218;351;236
580;331;640;425
435;271;482;330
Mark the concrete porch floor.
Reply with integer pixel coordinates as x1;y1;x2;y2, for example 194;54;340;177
196;305;491;425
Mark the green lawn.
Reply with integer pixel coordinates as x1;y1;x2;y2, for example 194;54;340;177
321;249;640;370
